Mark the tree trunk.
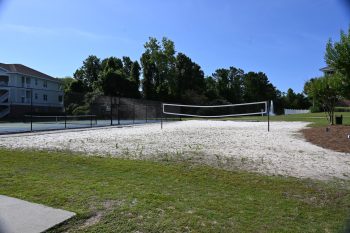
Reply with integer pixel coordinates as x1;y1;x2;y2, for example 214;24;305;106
331;113;334;125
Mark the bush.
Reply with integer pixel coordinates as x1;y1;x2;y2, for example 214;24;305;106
72;105;90;115
335;107;350;112
309;105;322;113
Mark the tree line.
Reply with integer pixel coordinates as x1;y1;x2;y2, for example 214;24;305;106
62;37;309;115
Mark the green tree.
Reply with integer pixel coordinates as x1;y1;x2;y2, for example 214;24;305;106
59;77;74;92
325;27;350;94
304;78;321;112
212;67;244;103
204;76;219;101
228;67;244;103
174;53;205;102
283;88;310;109
74;55;101;90
285;88;297;107
69;79;87;93
101;57;123;72
100;70;127;97
130;61;141;88
100;68;140;98
97;56;140;98
63;79;87;114
141;37;176;100
213;68;230;100
122;56;133;77
141;53;156;99
294;93;310;109
191;64;205;92
305;73;344;124
242;72;277;102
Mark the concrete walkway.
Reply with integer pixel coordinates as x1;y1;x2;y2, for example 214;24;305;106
0;195;75;233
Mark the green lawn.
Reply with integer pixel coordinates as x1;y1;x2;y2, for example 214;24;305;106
0;149;349;232
223;112;350;127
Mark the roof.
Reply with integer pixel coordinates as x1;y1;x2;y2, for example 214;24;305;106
0;63;61;83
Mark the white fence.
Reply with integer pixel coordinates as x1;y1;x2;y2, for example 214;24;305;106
284;109;310;115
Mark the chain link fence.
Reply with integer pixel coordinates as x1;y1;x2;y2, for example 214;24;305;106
90;95;168;126
0;87;180;134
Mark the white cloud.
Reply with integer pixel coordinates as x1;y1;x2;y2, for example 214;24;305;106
0;23;111;40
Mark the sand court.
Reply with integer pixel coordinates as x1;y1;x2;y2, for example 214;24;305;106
0;120;349;180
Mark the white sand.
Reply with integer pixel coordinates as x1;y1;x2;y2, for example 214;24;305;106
0;120;349;180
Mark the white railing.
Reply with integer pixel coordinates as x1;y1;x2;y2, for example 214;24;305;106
12;101;64;107
0;91;9;103
284;109;310;115
0;107;10;118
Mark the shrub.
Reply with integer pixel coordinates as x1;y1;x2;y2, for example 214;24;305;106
309;105;322;113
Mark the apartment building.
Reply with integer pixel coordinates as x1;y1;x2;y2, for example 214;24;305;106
0;63;64;118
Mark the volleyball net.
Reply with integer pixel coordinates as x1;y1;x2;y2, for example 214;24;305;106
161;101;270;131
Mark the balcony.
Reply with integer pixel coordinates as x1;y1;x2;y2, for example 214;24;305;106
0;81;8;86
0;91;9;105
0;75;9;87
0;106;10;118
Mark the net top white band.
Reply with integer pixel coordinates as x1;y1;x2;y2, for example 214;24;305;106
163;101;268;108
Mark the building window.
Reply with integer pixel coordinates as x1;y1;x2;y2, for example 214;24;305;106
26;91;31;99
43;80;47;88
58;95;63;103
35;93;38;100
35;79;38;85
43;94;48;101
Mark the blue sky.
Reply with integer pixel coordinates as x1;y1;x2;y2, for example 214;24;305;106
0;0;349;93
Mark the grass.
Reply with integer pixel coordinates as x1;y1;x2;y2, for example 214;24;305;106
1;149;350;232
221;112;350;127
1;111;350;232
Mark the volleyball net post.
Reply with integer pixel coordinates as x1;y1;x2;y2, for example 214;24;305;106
160;104;163;130
267;100;270;132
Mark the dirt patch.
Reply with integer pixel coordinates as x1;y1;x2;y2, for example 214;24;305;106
78;200;124;230
80;212;103;229
301;125;350;153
